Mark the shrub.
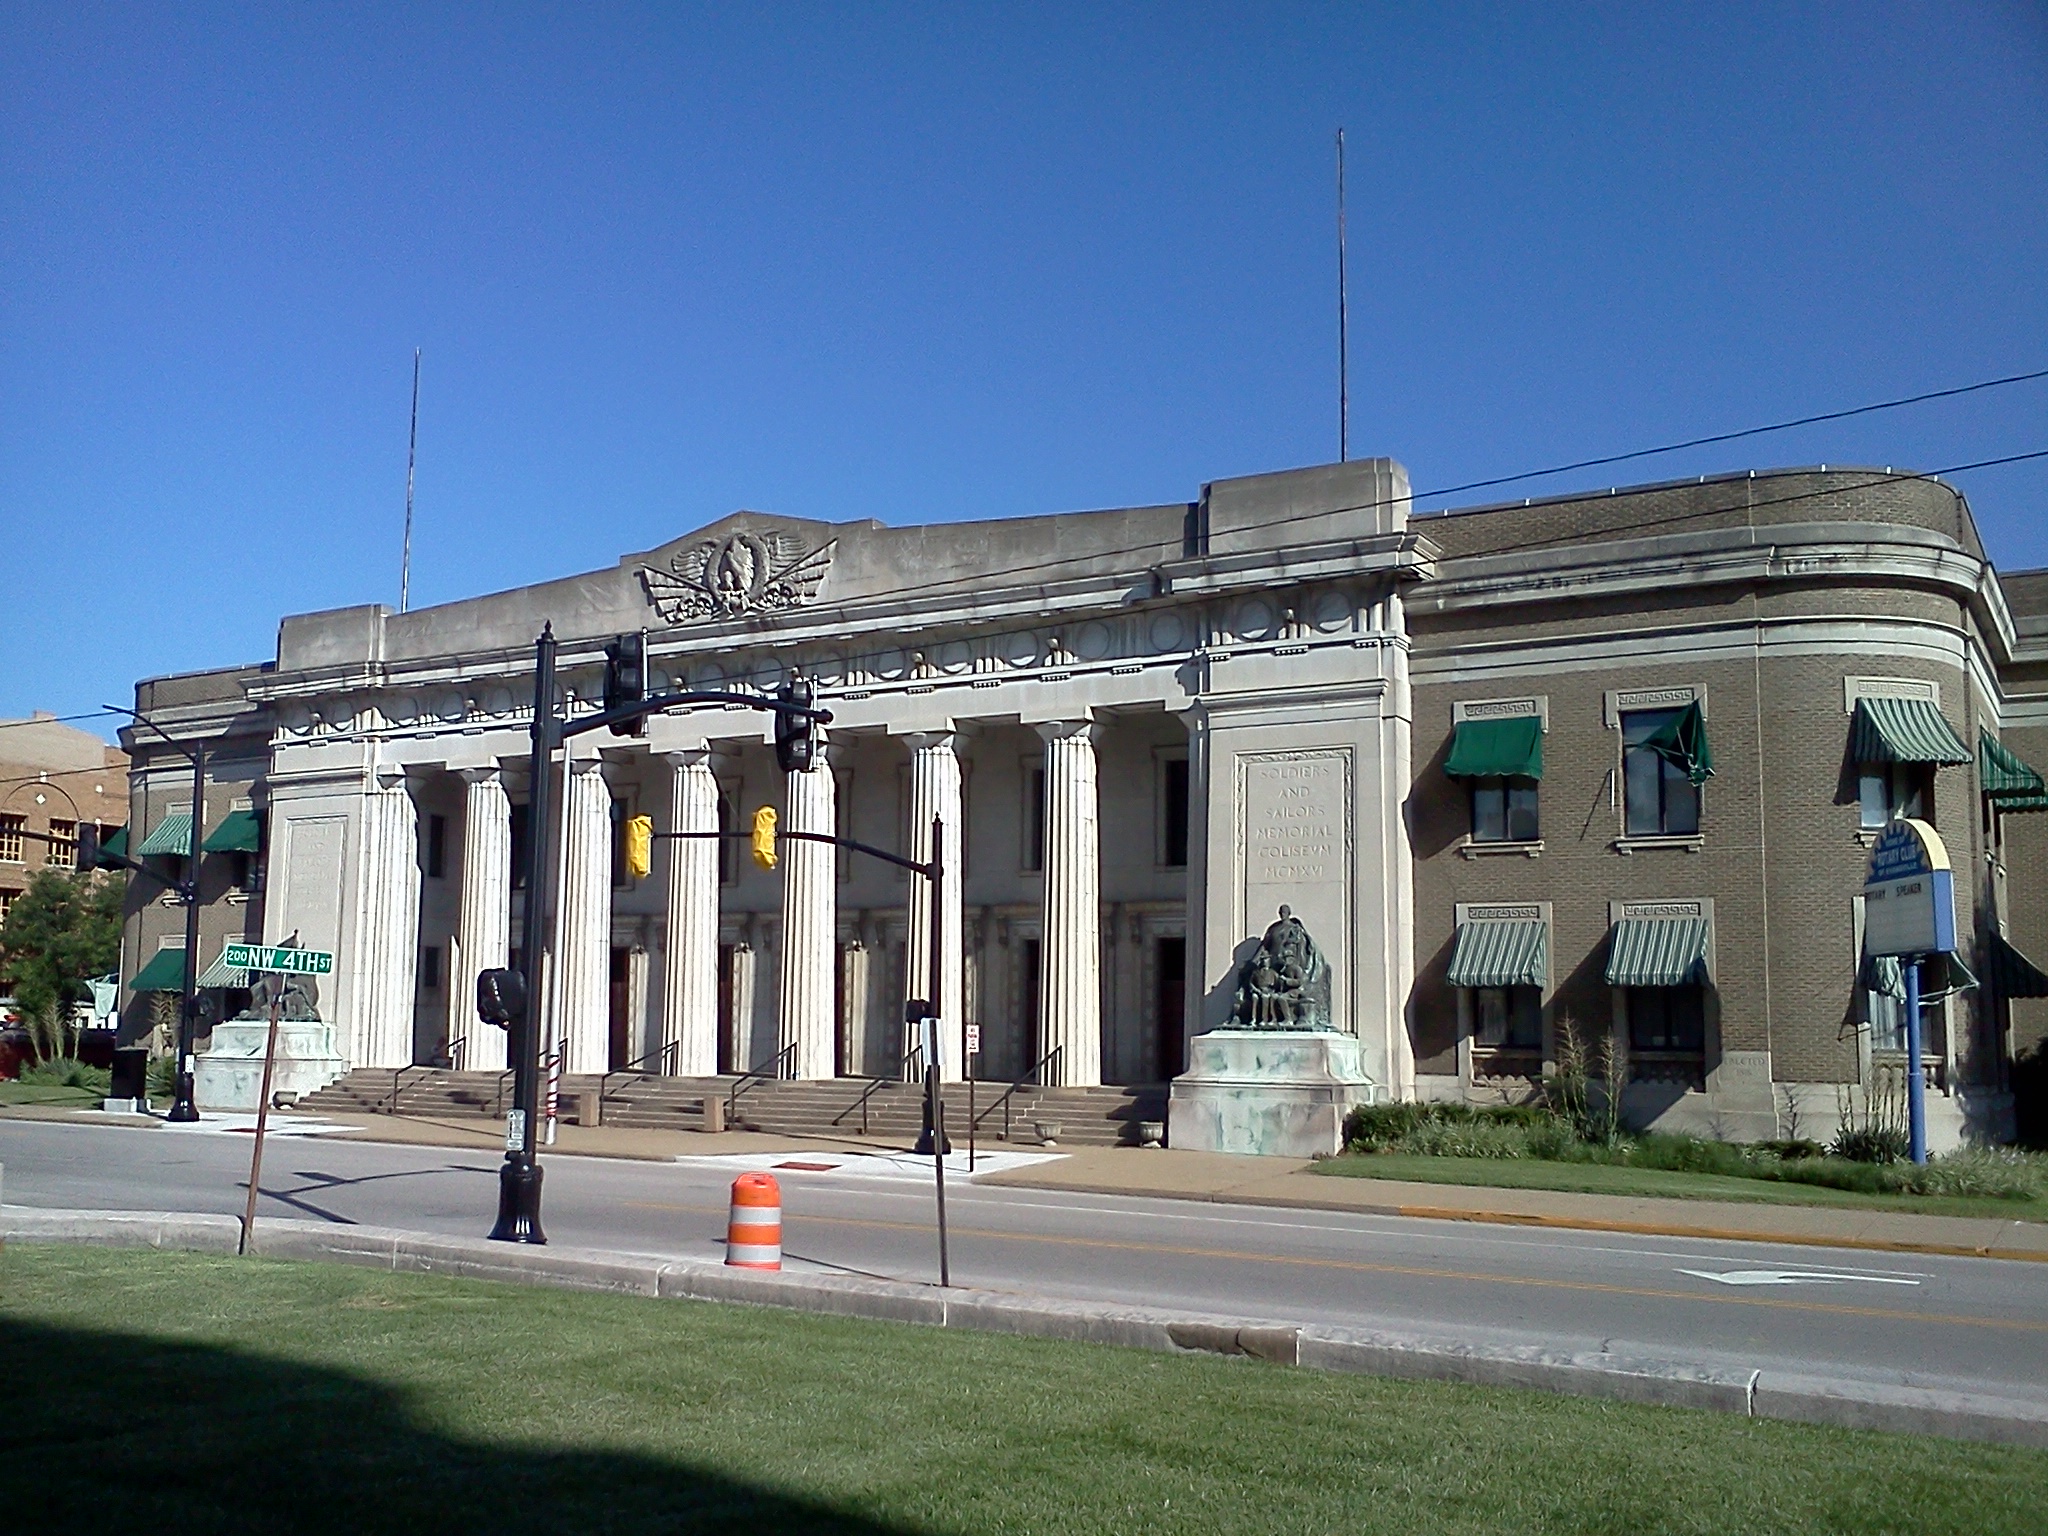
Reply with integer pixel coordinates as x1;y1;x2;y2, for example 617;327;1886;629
1625;1133;1757;1178
1832;1124;1910;1165
1755;1138;1825;1161
1905;1149;2046;1202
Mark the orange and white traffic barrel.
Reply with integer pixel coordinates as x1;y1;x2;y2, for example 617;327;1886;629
725;1172;782;1270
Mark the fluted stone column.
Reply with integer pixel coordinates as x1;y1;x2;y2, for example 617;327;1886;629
450;767;512;1071
777;740;837;1079
1037;721;1102;1086
354;766;424;1069
555;755;614;1075
902;732;966;1080
662;750;721;1076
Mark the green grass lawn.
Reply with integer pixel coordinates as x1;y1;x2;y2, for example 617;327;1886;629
1314;1151;2048;1222
0;1080;99;1107
3;1247;2043;1535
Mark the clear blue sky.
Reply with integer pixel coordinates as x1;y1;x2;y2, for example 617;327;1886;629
4;4;2045;734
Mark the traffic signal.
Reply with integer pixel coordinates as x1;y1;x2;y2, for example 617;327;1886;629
75;824;100;873
604;630;647;736
750;806;778;870
774;675;817;773
476;967;528;1027
623;813;652;880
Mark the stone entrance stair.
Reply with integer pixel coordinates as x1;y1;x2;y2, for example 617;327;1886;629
296;1067;1167;1147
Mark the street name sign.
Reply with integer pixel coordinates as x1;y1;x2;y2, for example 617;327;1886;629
1861;819;1955;958
222;943;336;975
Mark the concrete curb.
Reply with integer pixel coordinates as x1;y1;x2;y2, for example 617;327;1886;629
5;1207;2045;1450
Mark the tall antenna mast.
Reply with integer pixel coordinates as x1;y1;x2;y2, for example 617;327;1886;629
1337;127;1349;464
400;347;420;614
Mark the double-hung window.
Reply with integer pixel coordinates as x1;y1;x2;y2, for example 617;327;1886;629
1620;708;1703;836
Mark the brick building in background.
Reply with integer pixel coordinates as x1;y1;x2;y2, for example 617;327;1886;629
0;715;129;1005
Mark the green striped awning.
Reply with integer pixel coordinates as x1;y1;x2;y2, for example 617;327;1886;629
1989;932;2048;1000
201;808;261;853
1850;697;1970;766
99;826;127;861
196;945;251;989
1444;716;1544;780
1446;919;1548;988
1605;916;1711;987
136;812;194;857
1980;732;2047;803
130;947;188;991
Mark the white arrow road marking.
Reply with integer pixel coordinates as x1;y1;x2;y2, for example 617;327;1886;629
1677;1268;1922;1287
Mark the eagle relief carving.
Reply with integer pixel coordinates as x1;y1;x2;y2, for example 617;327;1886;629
637;529;837;624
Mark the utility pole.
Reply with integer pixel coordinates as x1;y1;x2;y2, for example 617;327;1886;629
401;348;420;614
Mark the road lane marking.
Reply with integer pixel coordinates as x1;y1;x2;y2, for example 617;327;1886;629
1676;1268;1921;1287
752;1209;2048;1334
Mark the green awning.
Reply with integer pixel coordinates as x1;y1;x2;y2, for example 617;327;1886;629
1863;949;1978;1002
196;945;251;989
136;812;193;857
1850;697;1970;766
1641;700;1714;785
1444;716;1543;780
1980;732;2047;804
1446;919;1548;988
1989;932;2048;1000
99;826;127;861
1605;916;1710;987
202;808;261;853
130;947;189;991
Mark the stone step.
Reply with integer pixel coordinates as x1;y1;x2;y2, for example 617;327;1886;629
296;1068;1167;1146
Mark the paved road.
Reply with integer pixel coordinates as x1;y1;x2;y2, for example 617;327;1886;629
5;1117;2045;1403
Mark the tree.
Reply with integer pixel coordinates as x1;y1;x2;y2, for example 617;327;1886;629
0;868;123;1059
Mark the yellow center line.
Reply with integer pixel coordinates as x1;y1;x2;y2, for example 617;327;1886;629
625;1198;2048;1335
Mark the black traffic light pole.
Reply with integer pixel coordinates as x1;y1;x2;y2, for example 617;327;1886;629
101;703;209;1123
489;626;832;1245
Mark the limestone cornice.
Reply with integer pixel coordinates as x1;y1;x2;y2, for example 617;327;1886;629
1151;529;1437;597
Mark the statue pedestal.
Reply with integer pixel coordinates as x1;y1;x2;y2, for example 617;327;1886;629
194;1019;347;1112
1168;1030;1377;1157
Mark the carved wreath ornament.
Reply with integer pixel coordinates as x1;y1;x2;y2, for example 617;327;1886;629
637;530;837;624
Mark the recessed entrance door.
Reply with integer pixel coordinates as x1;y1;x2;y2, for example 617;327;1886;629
608;947;630;1071
716;944;736;1074
1156;935;1186;1081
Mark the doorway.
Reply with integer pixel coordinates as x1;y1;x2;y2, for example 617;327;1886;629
1155;935;1186;1081
608;947;631;1071
1020;937;1042;1080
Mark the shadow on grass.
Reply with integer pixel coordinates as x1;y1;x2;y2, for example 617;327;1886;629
3;1317;918;1536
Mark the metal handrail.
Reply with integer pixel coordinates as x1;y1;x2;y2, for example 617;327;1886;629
599;1039;680;1107
971;1044;1064;1142
383;1062;439;1115
831;1048;923;1136
725;1041;797;1123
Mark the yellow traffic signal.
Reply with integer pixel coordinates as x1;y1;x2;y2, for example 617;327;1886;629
623;814;652;881
750;806;778;870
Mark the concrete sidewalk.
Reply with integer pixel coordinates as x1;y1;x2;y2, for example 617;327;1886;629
8;1100;2045;1262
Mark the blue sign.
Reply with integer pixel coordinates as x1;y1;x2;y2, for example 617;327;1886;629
1863;819;1955;958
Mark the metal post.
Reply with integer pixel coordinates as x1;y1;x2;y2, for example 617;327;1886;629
492;625;554;1242
1905;957;1927;1165
238;987;284;1254
168;745;207;1122
929;815;950;1286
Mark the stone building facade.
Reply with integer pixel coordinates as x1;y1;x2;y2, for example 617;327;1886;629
117;458;2048;1146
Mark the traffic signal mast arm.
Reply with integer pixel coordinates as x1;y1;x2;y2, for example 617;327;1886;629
654;823;932;878
559;688;832;743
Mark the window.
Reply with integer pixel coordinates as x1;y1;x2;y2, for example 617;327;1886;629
609;798;629;888
419;945;442;992
717;794;734;886
46;820;76;869
0;888;18;923
509;803;531;890
1621;709;1701;836
425;813;448;879
1858;763;1931;830
1473;985;1542;1050
1470;778;1539;842
0;816;22;863
1161;756;1189;867
1022;765;1046;872
1626;986;1705;1053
